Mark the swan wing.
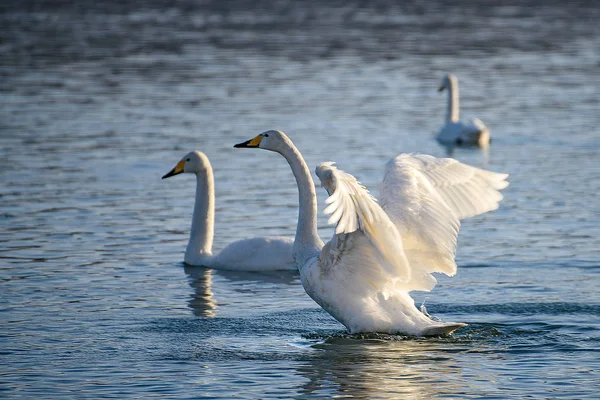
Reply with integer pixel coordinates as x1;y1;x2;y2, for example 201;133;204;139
315;162;410;283
380;154;509;287
387;154;509;220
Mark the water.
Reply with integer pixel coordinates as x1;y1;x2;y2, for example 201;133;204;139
1;0;599;398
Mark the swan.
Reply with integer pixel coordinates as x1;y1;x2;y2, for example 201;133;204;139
162;150;295;271
437;73;490;147
235;130;508;335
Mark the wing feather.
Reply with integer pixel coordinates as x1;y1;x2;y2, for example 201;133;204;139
380;154;509;291
316;162;410;282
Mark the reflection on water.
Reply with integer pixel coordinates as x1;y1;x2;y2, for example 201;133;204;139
183;264;303;318
299;338;464;399
184;265;217;317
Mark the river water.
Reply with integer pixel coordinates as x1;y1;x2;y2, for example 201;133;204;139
1;0;599;398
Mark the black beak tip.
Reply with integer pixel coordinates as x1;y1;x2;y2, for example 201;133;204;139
234;140;250;148
162;170;175;179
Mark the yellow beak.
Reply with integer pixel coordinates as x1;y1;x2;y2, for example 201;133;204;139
162;160;185;179
234;135;263;148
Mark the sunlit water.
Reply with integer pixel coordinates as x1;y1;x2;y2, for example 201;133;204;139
1;1;599;398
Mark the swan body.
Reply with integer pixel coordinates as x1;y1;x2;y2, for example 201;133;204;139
162;150;295;271
437;73;490;147
235;131;508;336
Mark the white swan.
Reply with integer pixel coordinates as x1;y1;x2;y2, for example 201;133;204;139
437;73;490;147
162;150;295;271
235;130;508;335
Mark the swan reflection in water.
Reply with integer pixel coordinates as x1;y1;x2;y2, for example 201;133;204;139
298;336;470;399
183;264;299;318
183;264;218;317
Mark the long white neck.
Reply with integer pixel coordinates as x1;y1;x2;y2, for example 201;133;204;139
446;78;460;123
185;166;215;263
278;139;323;266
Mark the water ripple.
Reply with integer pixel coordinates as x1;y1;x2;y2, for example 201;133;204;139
2;0;600;398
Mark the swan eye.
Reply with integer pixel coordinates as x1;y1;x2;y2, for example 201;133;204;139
264;134;269;137
186;158;191;162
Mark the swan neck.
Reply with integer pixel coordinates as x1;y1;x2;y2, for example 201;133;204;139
186;166;215;260
446;78;460;123
280;140;323;265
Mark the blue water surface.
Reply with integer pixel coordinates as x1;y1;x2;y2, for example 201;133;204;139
1;1;599;398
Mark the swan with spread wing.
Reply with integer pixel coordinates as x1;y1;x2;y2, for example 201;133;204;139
235;131;508;335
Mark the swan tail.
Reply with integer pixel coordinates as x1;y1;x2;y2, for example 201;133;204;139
421;322;467;336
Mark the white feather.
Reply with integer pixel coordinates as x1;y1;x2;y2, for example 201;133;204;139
381;153;509;289
237;130;508;335
316;162;410;281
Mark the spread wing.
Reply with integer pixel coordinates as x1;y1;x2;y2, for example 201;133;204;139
380;154;509;290
315;162;411;286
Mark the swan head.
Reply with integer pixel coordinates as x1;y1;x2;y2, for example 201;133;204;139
233;130;290;153
438;73;457;92
162;150;211;179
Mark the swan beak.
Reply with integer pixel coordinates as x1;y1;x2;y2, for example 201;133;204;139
162;160;185;179
234;135;262;148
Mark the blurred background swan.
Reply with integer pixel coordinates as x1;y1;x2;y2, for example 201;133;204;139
437;73;490;148
162;150;295;271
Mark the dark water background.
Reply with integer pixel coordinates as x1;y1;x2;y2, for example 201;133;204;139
1;0;599;398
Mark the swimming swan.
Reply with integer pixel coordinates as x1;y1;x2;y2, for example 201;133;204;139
235;131;508;335
162;150;295;271
437;73;490;147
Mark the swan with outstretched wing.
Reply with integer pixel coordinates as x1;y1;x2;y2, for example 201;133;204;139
235;130;508;335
